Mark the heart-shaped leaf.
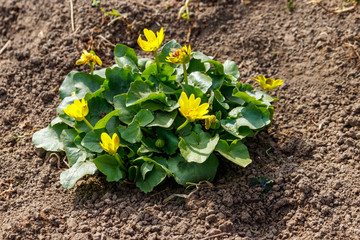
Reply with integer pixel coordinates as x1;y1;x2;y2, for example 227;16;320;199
32;123;67;152
93;154;124;182
60;159;97;189
179;131;220;163
215;139;252;167
168;154;219;186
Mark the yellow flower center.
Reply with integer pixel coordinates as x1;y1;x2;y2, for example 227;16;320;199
187;109;201;121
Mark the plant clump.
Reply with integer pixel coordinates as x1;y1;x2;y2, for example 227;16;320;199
33;28;282;193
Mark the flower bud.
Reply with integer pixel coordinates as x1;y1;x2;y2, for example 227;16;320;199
155;139;165;148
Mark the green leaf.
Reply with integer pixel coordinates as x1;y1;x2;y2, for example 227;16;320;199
73;72;103;95
188;58;206;73
181;84;207;103
114;44;138;72
81;130;103;153
179;131;220;163
32;123;67;152
138;57;152;71
192;52;213;71
168;154;219;186
128;166;138;182
243;90;278;107
60;129;87;166
188;72;213;94
93;155;124;182
93;64;118;79
60;160;97;189
232;92;258;104
113;94;140;124
126;79;167;107
215;139;252;167
140;162;154;180
230;102;271;129
213;89;229;110
94;109;120;130
138;137;162;155
223;60;240;83
204;60;224;75
75;97;113;132
133;109;154;127
158;40;181;64
103;67;140;103
50;116;64;126
220;119;253;139
58;114;75;128
221;85;245;106
156;128;179;155
147;111;177;128
141;62;174;81
59;71;78;99
118;122;142;144
140;99;178;112
209;74;225;90
135;161;167;193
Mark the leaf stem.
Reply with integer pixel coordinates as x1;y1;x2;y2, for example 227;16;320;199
83;118;94;131
114;154;127;172
176;119;190;133
182;63;188;85
153;50;160;73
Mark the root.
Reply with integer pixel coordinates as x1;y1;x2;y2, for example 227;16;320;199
0;180;15;201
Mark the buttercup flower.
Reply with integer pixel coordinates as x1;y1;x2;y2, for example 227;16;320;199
100;132;120;156
76;50;102;67
63;98;89;122
137;28;165;52
179;92;211;122
166;45;191;65
252;75;283;91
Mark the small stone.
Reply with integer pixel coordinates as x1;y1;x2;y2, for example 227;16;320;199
219;221;234;232
205;214;217;223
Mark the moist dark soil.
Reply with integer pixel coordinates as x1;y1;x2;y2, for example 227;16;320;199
1;0;360;239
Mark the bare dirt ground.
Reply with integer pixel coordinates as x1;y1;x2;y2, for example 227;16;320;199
1;0;360;239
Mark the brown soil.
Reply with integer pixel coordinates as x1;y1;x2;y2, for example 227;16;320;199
1;0;360;239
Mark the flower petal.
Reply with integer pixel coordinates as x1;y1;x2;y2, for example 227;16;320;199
196;103;210;116
144;28;156;42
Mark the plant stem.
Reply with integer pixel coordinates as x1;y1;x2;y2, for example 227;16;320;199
114;154;127;172
153;50;160;73
83;118;94;131
176;119;190;133
90;62;94;75
182;63;188;85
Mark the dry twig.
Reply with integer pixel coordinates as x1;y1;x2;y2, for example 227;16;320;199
97;35;116;47
0;40;11;55
199;233;229;240
69;0;75;32
312;0;358;14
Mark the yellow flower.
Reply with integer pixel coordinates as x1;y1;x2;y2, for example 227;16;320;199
166;45;191;65
63;98;89;121
252;75;283;91
76;50;102;66
178;92;211;122
137;28;165;52
100;132;120;156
